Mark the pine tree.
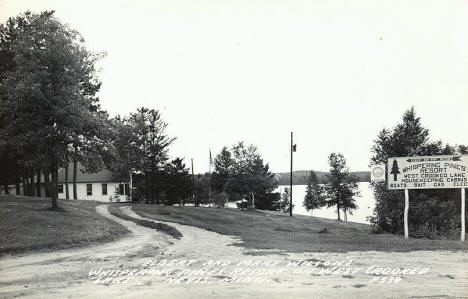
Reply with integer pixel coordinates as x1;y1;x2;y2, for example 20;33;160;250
211;147;233;193
128;107;175;204
303;170;326;214
165;158;191;206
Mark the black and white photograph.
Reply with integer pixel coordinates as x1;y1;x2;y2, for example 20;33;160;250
0;0;467;298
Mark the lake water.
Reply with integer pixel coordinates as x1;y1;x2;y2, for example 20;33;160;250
276;182;375;224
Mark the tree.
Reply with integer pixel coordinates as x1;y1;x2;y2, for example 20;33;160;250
223;142;277;208
213;192;229;208
108;108;177;204
303;170;326;214
370;107;467;237
324;153;359;221
193;173;211;205
255;192;281;211
0;11;103;208
70;111;112;199
165;158;191;206
109;116;140;186
211;147;233;193
127;108;175;204
280;187;293;213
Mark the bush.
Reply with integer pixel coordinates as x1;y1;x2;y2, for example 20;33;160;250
409;192;460;239
213;192;228;208
236;201;249;210
370;183;465;239
255;192;281;210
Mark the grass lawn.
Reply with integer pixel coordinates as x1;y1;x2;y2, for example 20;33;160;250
133;205;468;252
0;196;129;256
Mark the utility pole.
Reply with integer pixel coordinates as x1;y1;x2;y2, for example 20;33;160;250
209;150;212;207
191;158;196;206
290;132;296;217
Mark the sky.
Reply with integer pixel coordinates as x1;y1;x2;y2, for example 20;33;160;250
1;0;467;174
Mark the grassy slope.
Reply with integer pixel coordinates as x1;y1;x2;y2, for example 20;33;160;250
0;196;129;256
133;205;468;252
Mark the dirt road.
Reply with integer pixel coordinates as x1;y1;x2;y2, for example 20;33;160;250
1;205;467;298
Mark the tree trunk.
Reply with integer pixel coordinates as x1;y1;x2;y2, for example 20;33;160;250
337;200;341;221
36;168;41;197
25;173;30;196
155;183;159;205
55;166;59;202
129;170;133;202
145;171;150;204
151;171;156;205
25;173;31;196
73;156;77;200
21;176;25;195
44;169;51;197
65;162;69;199
15;172;20;195
31;171;36;197
22;175;27;196
29;173;33;196
15;164;20;195
51;160;58;208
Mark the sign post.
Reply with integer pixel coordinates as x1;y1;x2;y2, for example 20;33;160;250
387;155;468;241
404;189;409;240
462;188;465;242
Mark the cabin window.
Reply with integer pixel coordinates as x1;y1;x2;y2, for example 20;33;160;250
102;184;107;195
87;184;92;196
118;183;124;195
58;185;64;194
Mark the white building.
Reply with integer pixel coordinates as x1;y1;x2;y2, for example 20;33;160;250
57;164;130;202
0;164;130;202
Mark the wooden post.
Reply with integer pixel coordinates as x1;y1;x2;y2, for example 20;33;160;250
462;188;465;242
208;150;212;208
191;158;195;206
404;189;409;240
290;132;293;217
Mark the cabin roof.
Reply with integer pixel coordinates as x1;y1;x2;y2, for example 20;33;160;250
57;163;115;183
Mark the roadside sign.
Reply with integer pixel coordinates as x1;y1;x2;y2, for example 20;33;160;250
387;155;468;190
386;154;467;242
371;164;385;182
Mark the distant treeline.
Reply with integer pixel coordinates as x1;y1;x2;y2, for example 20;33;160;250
275;170;370;185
